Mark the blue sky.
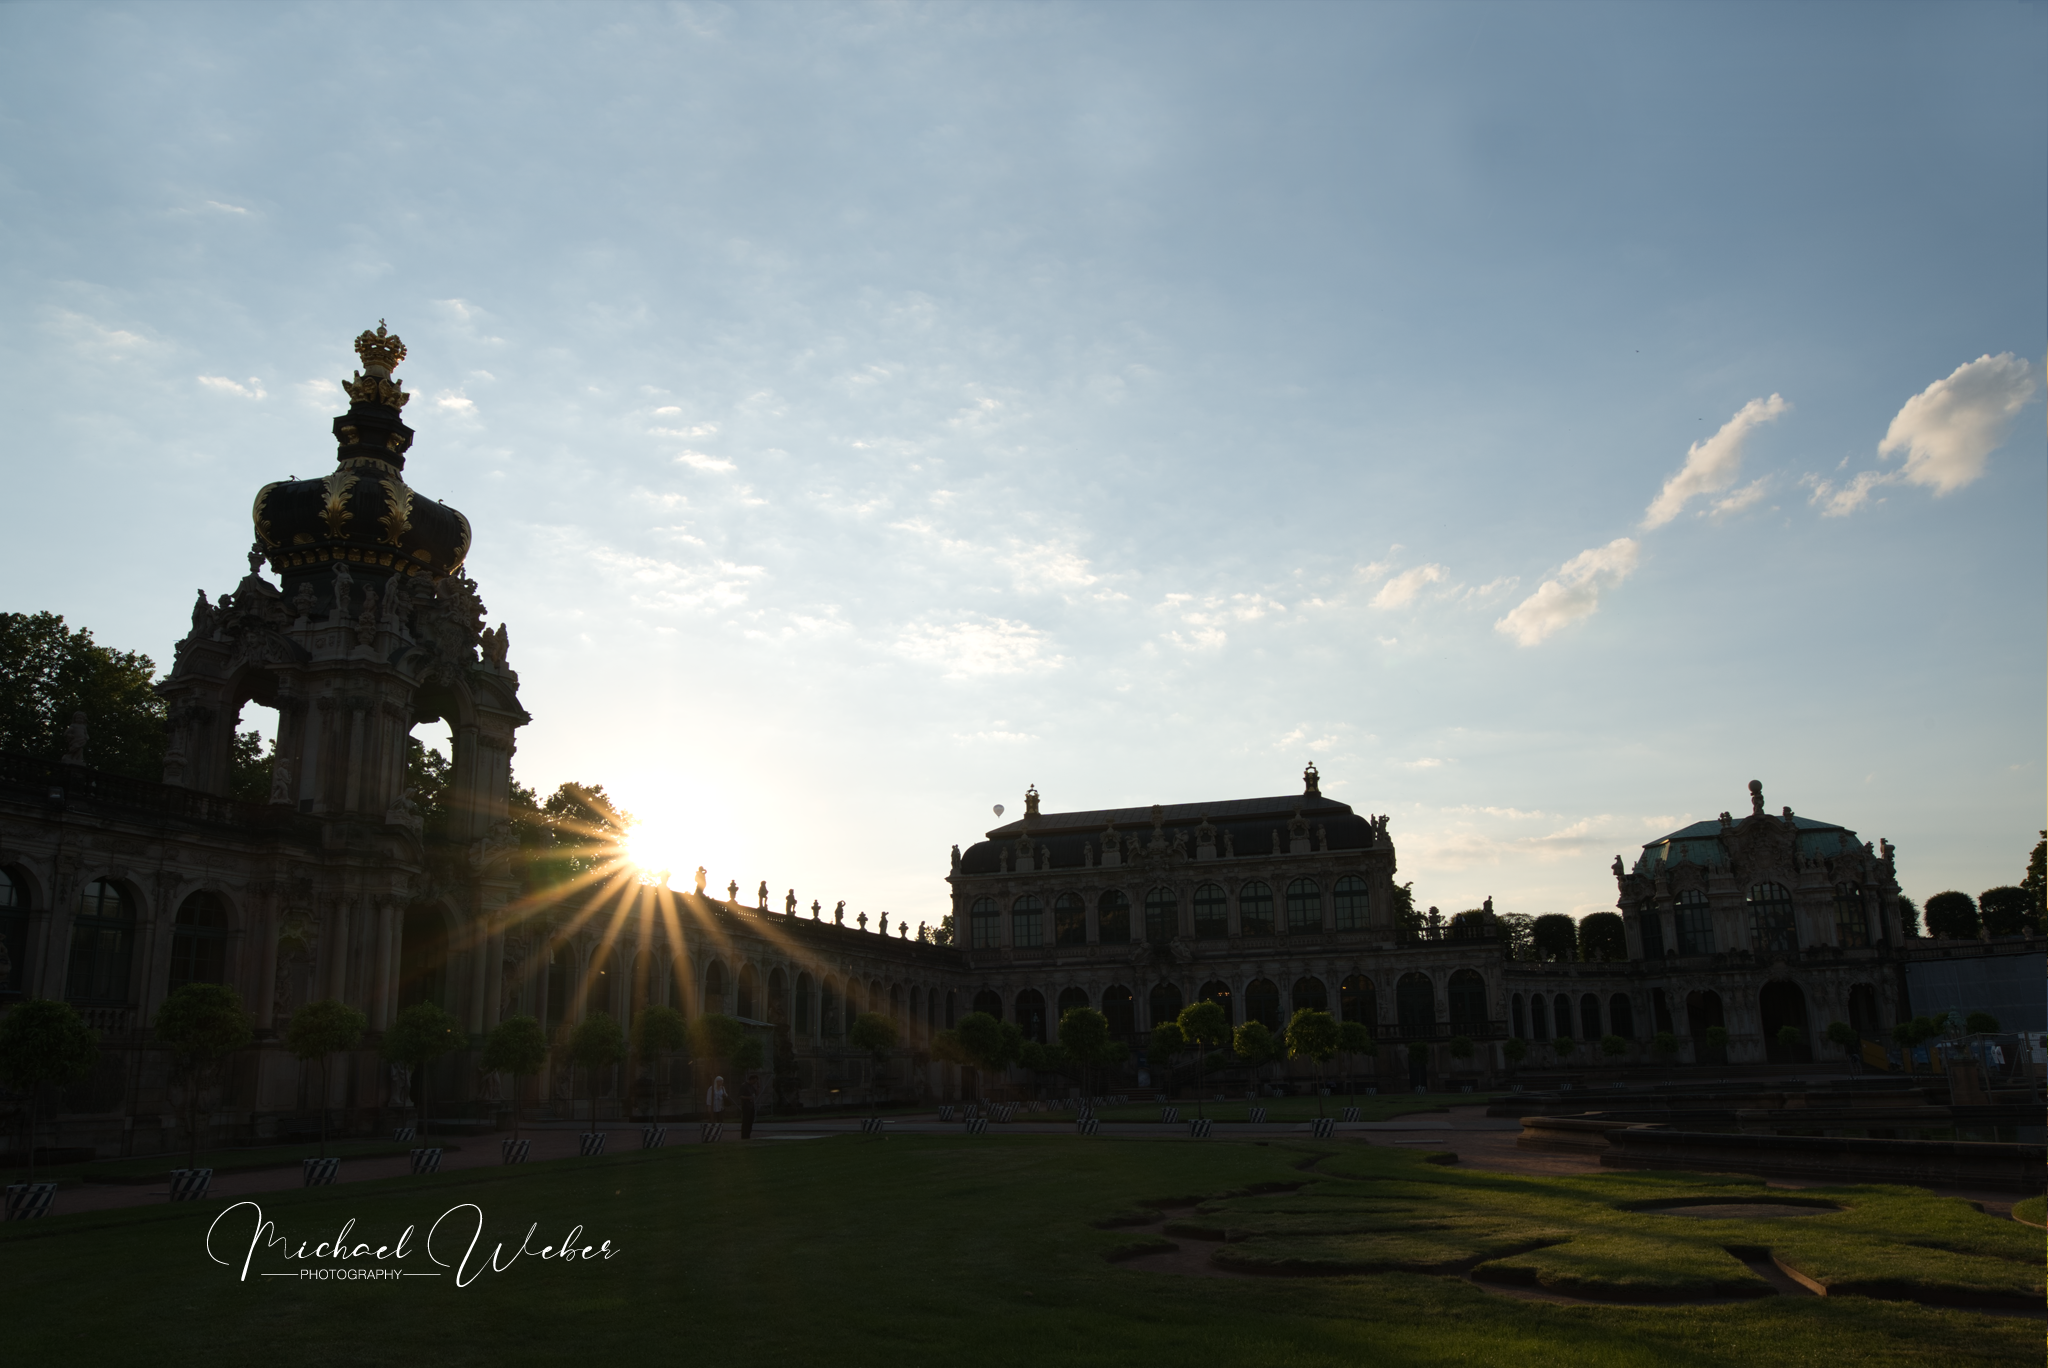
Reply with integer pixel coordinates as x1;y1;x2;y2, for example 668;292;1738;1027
3;1;2042;929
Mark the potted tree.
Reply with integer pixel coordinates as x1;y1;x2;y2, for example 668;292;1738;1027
569;1012;627;1135
284;997;366;1159
1338;1020;1375;1099
0;999;98;1185
382;1001;461;1139
482;1014;548;1143
632;1005;687;1122
154;983;254;1170
848;1011;899;1117
1285;1008;1339;1116
1176;1001;1228;1117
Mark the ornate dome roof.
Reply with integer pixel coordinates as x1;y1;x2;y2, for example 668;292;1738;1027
251;323;471;586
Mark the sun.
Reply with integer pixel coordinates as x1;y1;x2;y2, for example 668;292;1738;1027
621;818;686;884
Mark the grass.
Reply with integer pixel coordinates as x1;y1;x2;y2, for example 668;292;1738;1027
4;1138;428;1187
2011;1195;2044;1227
1086;1094;1460;1123
1;1133;2037;1367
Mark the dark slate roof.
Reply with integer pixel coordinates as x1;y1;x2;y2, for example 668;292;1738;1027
1632;813;1859;876
958;791;1378;878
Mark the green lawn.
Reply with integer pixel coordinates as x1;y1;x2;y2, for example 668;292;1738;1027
1086;1094;1463;1123
3;1133;2036;1367
4;1138;429;1187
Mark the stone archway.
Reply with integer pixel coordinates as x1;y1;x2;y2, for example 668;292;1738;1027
1759;979;1811;1062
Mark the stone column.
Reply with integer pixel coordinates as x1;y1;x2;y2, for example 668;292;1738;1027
372;899;396;1028
325;897;352;1002
255;903;281;1030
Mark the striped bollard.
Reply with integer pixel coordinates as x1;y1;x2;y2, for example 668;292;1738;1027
700;1122;723;1143
642;1126;667;1150
410;1148;442;1174
302;1157;340;1186
1311;1117;1335;1139
578;1133;607;1157
1248;1107;1268;1124
1187;1118;1212;1140
860;1116;886;1134
169;1168;214;1201
1366;1086;1378;1096
5;1182;58;1221
501;1138;531;1164
394;1126;416;1142
1341;1106;1361;1122
963;1118;988;1135
1159;1105;1179;1123
1076;1116;1100;1136
937;1105;956;1122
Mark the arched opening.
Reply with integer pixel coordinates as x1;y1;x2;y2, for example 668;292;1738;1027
768;968;789;1026
1238;881;1274;935
1054;893;1087;946
397;906;450;1011
0;868;29;999
1608;994;1635;1039
945;990;956;1028
1057;986;1089;1020
546;945;572;1030
1651;987;1673;1035
795;973;813;1035
1192;883;1228;938
169;891;231;989
908;985;922;1039
704;961;728;1016
888;983;903;1024
1339;974;1376;1026
821;978;841;1037
972;989;1002;1020
67;878;135;1005
1511;992;1526;1039
1332;875;1369;931
1448;970;1487;1029
1244;978;1280;1031
1096;890;1131;945
1144;887;1177;944
1551;994;1572;1039
737;964;757;1019
1847;983;1882;1037
1102;985;1135;1039
1531;992;1549;1041
1285;879;1321;934
226;688;283;806
1579;993;1602;1041
1687;989;1725;1061
1395;973;1435;1037
1199;979;1233;1024
1291;976;1328;1014
1148;981;1183;1029
1747;882;1798;957
1015;989;1047;1043
1759;980;1810;1062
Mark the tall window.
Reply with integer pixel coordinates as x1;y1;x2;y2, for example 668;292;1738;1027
1395;973;1435;1036
1097;890;1130;944
1448;969;1487;1028
1147;981;1183;1029
1339;974;1376;1026
821;979;841;1037
1053;892;1088;946
1637;899;1666;959
795;973;813;1034
1011;895;1044;948
1102;985;1135;1038
1579;993;1602;1040
1747;883;1798;957
1192;883;1228;938
1553;994;1572;1039
1199;979;1233;1024
1332;876;1369;931
67;878;134;1005
1675;890;1714;956
1608;994;1635;1039
0;869;29;998
1144;887;1176;944
1511;993;1526;1039
1015;989;1047;1043
1291;976;1327;1013
972;989;1002;1019
1833;884;1869;948
169;891;230;989
1244;978;1280;1030
704;961;727;1015
969;897;1001;950
1238;881;1274;935
1284;879;1321;934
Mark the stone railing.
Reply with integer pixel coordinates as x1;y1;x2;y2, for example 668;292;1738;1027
0;752;315;834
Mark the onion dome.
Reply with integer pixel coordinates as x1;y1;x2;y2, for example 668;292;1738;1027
250;323;472;591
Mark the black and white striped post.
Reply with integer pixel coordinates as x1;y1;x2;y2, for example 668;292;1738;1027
1310;1117;1336;1139
1159;1105;1179;1123
1187;1118;1213;1140
1340;1106;1361;1122
860;1116;887;1135
1076;1116;1100;1136
578;1133;607;1157
501;1138;531;1164
410;1148;442;1174
394;1126;416;1142
1247;1107;1268;1124
4;1182;57;1221
169;1168;214;1201
937;1105;956;1122
963;1117;989;1134
302;1157;340;1186
699;1122;723;1143
641;1126;667;1150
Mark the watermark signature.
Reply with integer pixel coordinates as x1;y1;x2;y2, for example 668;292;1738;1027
205;1202;619;1288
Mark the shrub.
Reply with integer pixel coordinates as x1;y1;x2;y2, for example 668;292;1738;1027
1923;891;1980;939
1531;914;1577;962
1502;1036;1528;1067
1600;1033;1627;1058
1825;1021;1858;1055
1966;1011;2001;1035
1447;1034;1474;1062
1978;886;2037;937
1577;912;1627;962
483;1015;549;1139
1651;1030;1679;1059
285;998;366;1158
1552;1035;1577;1059
1776;1025;1804;1049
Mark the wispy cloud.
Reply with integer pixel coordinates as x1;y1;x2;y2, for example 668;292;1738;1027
1708;476;1772;521
1878;352;2035;495
1494;538;1640;646
204;200;249;215
1369;563;1448;610
1801;468;1893;518
197;375;265;399
1002;542;1097;591
1641;394;1790;528
895;617;1062;678
675;450;737;473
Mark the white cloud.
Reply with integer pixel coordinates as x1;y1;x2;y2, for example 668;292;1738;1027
197;375;266;399
1877;352;2035;494
1801;468;1894;518
651;423;718;438
49;308;151;358
675;450;737;473
295;379;342;410
895;618;1062;679
1708;476;1772;521
1369;563;1448;610
1641;394;1790;528
1002;542;1097;591
1494;538;1640;647
204;200;249;215
435;392;476;414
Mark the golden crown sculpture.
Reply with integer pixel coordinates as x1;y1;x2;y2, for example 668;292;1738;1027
353;320;407;376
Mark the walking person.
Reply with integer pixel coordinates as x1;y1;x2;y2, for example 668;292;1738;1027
739;1073;758;1141
706;1074;728;1129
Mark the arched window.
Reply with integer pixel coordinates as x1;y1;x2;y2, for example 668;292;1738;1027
547;945;573;1029
1238;881;1274;935
1148;981;1183;1029
768;968;789;1026
1244;978;1280;1030
1530;992;1548;1040
1291;976;1327;1014
1054;893;1088;946
1553;994;1572;1039
1579;993;1602;1040
945;990;957;1028
1747;883;1798;957
1199;979;1233;1024
67;878;135;1005
1833;884;1869;948
1057;986;1089;1020
169;891;230;989
1395;973;1435;1037
397;907;449;1011
795;973;813;1035
969;898;1001;950
1332;876;1370;931
738;964;758;1019
704;961;728;1014
1675;889;1714;956
1847;983;1882;1036
1339;974;1375;1026
1192;883;1228;938
1636;899;1666;959
1285;879;1321;934
1011;895;1044;949
908;985;922;1039
889;984;902;1024
821;978;841;1037
1097;890;1131;944
1608;994;1635;1040
1511;992;1526;1039
1759;980;1810;1062
1015;989;1047;1043
1102;985;1135;1039
1144;887;1177;944
1448;969;1487;1028
0;869;27;997
1651;987;1673;1034
973;989;1002;1020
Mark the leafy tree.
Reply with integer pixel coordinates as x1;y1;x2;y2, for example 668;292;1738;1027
383;1001;461;1137
1447;908;1490;939
1148;1019;1186;1096
1336;1020;1375;1097
1599;1033;1627;1060
1531;914;1577;963
1501;1036;1528;1072
1923;890;1979;940
403;737;452;831
1965;1012;2001;1035
0;999;99;1181
0;611;166;780
1176;1000;1229;1118
226;729;276;805
2022;831;2046;925
1703;1025;1729;1060
1552;1034;1577;1060
1232;1019;1277;1097
1775;1026;1805;1053
1896;895;1921;938
1389;881;1421;939
1651;1031;1679;1060
1058;1007;1123;1103
482;1015;548;1140
950;1011;1023;1103
1891;1016;1943;1050
1978;886;2036;937
1285;1009;1340;1116
848;1011;898;1116
1495;912;1535;961
1577;912;1627;963
155;983;253;1168
1448;1034;1475;1064
632;1006;687;1121
568;1012;627;1130
1824;1020;1859;1059
284;998;366;1157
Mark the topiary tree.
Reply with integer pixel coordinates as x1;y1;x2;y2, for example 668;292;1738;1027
1337;1020;1375;1097
1232;1020;1276;1096
1924;891;1980;940
1652;1030;1679;1061
155;982;254;1169
1448;1034;1475;1067
1577;912;1627;963
1286;1009;1340;1116
848;1011;898;1116
1552;1034;1577;1061
1501;1035;1529;1075
1148;1019;1185;1098
482;1014;548;1140
0;999;99;1181
1531;914;1577;963
1896;895;1921;937
1825;1020;1859;1062
1978;886;2037;937
284;998;366;1158
1599;1033;1627;1061
1965;1011;2001;1035
1058;1007;1123;1104
1703;1025;1729;1062
568;1012;626;1130
1177;1000;1229;1118
2023;831;2046;926
383;1000;461;1138
632;1005;688;1121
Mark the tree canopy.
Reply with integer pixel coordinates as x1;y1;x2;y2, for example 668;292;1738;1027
155;982;253;1068
0;611;165;779
1495;912;1535;960
484;1014;549;1077
1531;913;1578;962
1978;886;2036;937
1577;911;1627;962
285;999;366;1064
1923;891;1979;940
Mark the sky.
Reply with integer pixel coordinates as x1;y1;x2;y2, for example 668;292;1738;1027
2;1;2042;931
